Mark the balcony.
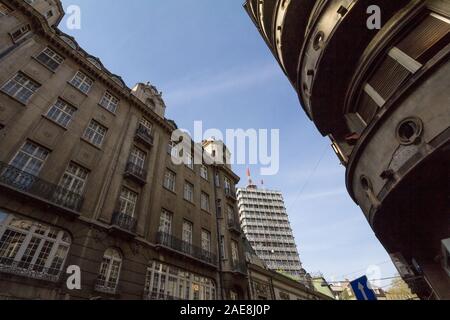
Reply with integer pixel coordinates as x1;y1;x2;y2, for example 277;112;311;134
225;187;237;200
0;162;84;216
227;219;242;234
156;232;217;266
124;162;147;185
135;124;154;147
0;258;62;282
110;211;137;238
94;278;119;295
231;261;248;276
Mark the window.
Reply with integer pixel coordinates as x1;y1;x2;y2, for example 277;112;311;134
220;235;226;260
201;230;211;254
69;71;93;94
118;188;138;217
96;248;122;293
0;213;71;281
45;9;54;19
231;240;240;264
227;205;235;223
10;141;49;176
140;118;153;134
201;192;210;212
186;153;194;170
10;25;31;42
83;120;107;147
167;141;179;159
158;209;173;235
215;172;220;187
35;47;64;71
144;261;216;300
99;91;119;113
200;165;208;180
1;73;39;104
129;147;146;169
58;163;88;195
182;220;193;248
184;182;194;202
0;3;12;16
163;170;176;192
45;99;76;128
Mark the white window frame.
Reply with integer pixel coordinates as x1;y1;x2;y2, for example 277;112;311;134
200;165;208;181
163;170;176;192
58;162;88;195
10;24;31;43
184;181;194;202
35;47;64;71
201;229;211;253
9;141;49;176
96;248;122;292
99;91;119;113
83;120;107;147
201;192;210;212
129;146;146;169
0;212;71;281
158;209;173;235
45;99;76;128
182;220;193;245
69;71;94;94
118;187;138;217
1;73;40;104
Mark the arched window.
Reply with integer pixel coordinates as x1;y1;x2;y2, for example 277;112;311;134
0;211;71;282
95;248;122;294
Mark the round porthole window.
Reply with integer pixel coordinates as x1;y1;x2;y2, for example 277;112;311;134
396;118;423;145
313;31;325;51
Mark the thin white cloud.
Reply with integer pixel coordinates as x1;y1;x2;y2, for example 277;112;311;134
296;188;348;201
163;63;281;106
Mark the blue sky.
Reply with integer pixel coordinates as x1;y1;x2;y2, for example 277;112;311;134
60;0;397;286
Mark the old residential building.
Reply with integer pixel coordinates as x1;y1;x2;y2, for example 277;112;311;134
244;0;450;299
237;184;305;279
0;0;250;300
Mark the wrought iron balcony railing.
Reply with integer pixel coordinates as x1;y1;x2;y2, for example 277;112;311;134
227;219;242;234
94;278;119;295
124;162;147;184
231;261;248;275
111;211;137;234
0;162;84;213
135;125;154;147
224;187;236;200
0;257;62;282
143;291;180;301
156;232;217;265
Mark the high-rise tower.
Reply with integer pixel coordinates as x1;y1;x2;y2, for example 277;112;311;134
237;181;305;279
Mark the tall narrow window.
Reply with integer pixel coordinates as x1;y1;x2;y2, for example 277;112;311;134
46;99;76;128
231;240;240;264
99;91;119;113
35;48;64;71
83;120;107;147
200;165;208;180
186;153;194;170
227;205;235;224
96;248;122;294
158;209;173;235
184;181;194;202
128;147;146;170
163;170;176;192
201;230;211;254
118;188;138;217
182;220;193;255
201;192;210;212
220;235;226;260
1;73;40;104
69;71;93;94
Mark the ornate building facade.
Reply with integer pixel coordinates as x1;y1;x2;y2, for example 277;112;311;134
244;0;450;299
0;0;250;300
